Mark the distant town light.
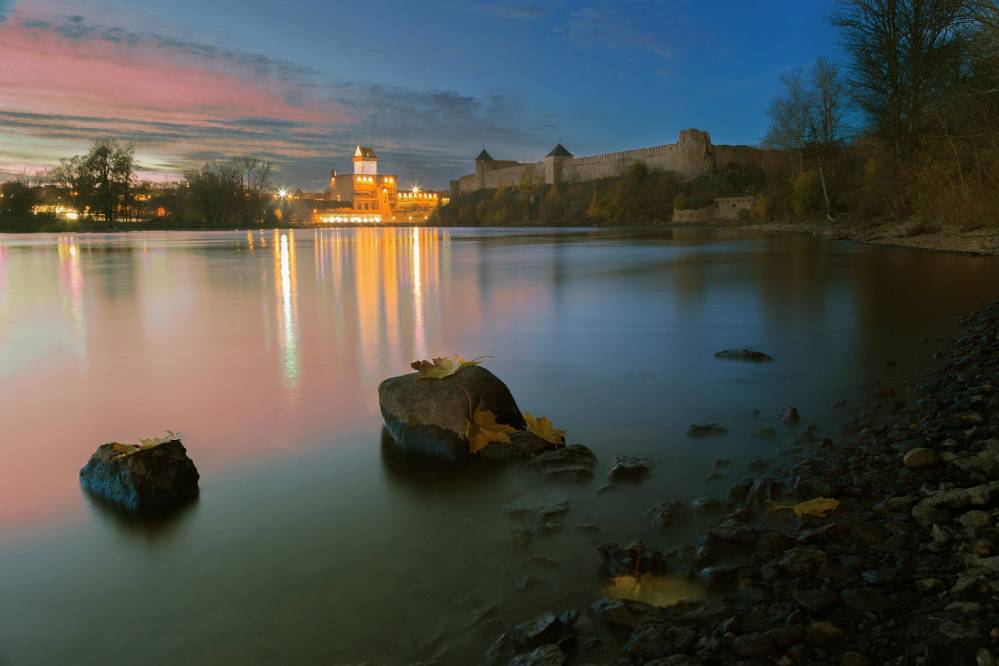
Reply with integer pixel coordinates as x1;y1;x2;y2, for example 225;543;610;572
278;188;289;199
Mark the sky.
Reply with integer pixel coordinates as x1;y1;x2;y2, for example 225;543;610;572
0;0;840;190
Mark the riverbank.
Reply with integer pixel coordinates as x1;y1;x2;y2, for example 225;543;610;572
491;301;999;665
745;219;999;256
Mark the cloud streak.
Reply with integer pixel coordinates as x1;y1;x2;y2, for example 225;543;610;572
0;6;545;188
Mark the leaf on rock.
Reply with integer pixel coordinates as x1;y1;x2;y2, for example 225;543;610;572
767;497;840;518
411;355;486;379
466;406;517;454
603;573;704;607
110;432;179;460
524;412;566;446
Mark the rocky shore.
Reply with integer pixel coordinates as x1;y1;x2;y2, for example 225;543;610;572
487;302;999;665
745;220;999;256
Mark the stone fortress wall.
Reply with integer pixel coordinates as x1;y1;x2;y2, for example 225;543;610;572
451;129;762;196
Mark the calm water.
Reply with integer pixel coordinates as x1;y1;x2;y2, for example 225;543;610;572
2;228;999;665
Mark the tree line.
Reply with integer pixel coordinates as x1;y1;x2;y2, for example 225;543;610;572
762;0;999;225
1;139;279;226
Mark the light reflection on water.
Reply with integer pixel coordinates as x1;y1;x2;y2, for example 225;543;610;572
1;227;999;665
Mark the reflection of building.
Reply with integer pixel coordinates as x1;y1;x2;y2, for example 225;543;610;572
317;146;449;224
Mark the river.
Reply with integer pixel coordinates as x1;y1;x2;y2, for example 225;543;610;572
2;227;998;664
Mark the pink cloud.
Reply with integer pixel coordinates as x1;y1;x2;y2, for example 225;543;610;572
0;14;349;127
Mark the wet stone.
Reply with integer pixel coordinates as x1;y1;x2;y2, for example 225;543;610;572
715;348;774;362
608;456;654;481
598;540;668;577
525;444;597;481
686;422;728;437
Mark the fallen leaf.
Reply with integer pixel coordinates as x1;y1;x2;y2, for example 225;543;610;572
411;355;485;379
110;432;179;460
466;406;517;454
767;497;840;518
524;412;566;446
603;573;704;607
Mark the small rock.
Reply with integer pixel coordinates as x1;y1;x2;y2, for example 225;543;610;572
598;541;668;577
572;523;601;534
588;596;662;629
807;621;845;645
502;493;570;522
624;625;696;662
645;500;692;529
931;523;953;544
779;406;800;425
79;438;199;511
509;644;566;666
608;456;654;481
960;510;993;528
515;575;544;592
526;445;597;481
513;612;562;647
525;555;560;568
754;426;777;439
715;348;774;362
903;447;939;468
686;422;727;437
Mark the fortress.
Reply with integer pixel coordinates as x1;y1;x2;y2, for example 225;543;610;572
450;129;762;196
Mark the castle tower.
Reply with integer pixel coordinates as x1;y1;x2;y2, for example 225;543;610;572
544;143;573;185
474;147;493;190
353;145;378;175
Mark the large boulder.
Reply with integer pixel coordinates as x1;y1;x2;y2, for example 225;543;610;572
80;439;199;511
378;365;527;460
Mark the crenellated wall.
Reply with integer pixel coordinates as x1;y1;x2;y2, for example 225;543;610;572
450;129;760;197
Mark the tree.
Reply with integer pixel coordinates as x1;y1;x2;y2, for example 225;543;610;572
833;0;971;163
809;58;848;219
50;139;135;222
766;58;848;219
0;175;39;218
184;156;274;225
50;155;93;217
84;138;135;223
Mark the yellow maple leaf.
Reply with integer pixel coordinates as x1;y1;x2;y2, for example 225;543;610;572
466;406;517;454
524;412;566;446
109;432;179;460
767;497;840;518
603;573;704;607
411;355;486;379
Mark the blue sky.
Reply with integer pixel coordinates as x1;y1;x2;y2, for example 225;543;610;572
0;0;840;189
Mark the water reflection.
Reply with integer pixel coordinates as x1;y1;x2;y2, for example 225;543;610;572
56;235;87;368
273;230;299;387
3;229;999;666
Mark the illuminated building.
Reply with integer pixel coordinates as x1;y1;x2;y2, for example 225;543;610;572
317;146;449;224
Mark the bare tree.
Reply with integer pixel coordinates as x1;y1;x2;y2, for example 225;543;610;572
809;58;848;219
833;0;971;163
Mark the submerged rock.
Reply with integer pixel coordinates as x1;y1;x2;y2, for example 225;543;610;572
509;643;566;666
503;493;570;522
608;456;654;480
686;422;728;437
779;406;801;425
715;348;774;362
79;439;199;511
644;500;692;529
526;444;597;481
378;365;526;460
